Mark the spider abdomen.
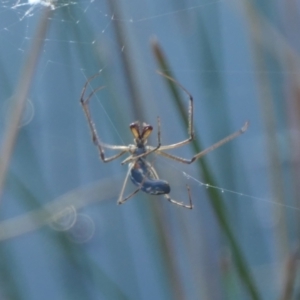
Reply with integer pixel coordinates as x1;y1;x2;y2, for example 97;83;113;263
139;179;170;195
130;159;170;195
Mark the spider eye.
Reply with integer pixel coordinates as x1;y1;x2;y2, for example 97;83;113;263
130;122;140;139
141;125;153;140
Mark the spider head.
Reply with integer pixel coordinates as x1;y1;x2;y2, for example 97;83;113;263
130;121;153;145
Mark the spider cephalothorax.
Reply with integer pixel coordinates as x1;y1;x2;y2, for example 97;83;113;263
80;72;249;209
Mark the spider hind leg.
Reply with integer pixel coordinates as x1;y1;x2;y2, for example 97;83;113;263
163;184;193;209
146;162;193;209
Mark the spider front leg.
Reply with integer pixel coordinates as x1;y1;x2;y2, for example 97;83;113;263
80;74;129;162
157;71;195;152
157;72;249;159
154;121;249;164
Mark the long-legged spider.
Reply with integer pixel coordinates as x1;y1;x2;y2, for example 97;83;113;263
80;72;249;209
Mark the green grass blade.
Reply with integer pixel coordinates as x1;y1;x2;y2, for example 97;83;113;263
152;39;261;300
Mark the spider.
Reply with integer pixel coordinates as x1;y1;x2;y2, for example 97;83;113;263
80;72;249;209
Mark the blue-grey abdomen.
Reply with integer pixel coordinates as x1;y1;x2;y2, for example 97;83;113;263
140;179;170;195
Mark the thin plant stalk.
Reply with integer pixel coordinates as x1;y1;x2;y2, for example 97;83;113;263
0;7;53;202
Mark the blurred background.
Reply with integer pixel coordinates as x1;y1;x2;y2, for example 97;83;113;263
0;0;299;299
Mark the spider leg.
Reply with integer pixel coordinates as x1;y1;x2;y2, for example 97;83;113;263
117;166;141;205
157;71;194;151
152;121;249;164
80;75;130;162
118;188;140;205
157;72;248;156
149;164;193;209
163;184;193;209
159;139;192;151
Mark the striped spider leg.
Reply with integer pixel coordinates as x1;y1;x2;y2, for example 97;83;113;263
80;73;249;209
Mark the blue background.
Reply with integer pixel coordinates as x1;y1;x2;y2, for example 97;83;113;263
0;0;299;299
